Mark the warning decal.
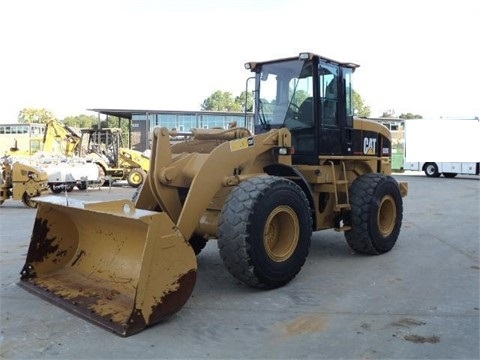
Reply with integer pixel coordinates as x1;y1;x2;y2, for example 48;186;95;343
230;136;254;152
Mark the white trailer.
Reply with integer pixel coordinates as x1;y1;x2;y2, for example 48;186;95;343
41;160;101;192
403;118;479;177
8;154;102;192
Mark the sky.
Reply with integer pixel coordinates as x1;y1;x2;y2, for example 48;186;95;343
0;0;479;123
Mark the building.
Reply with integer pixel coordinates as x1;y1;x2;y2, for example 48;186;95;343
89;109;254;152
0;123;45;155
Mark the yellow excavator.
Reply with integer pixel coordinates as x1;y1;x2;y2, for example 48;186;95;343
19;52;407;336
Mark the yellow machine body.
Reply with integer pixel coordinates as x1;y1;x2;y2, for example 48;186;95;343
19;52;408;337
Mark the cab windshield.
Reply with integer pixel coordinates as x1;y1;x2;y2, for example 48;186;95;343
255;59;313;132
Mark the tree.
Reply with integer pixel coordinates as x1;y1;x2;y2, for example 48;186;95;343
203;89;372;117
381;110;395;118
292;90;309;108
103;116;130;147
18;108;56;124
399;113;423;119
201;91;242;112
352;90;371;117
234;91;254;112
63;114;97;128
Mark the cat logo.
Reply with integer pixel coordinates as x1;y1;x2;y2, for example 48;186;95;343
363;137;377;155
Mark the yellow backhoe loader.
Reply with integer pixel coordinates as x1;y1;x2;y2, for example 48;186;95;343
19;52;408;336
42;119;81;156
79;128;150;187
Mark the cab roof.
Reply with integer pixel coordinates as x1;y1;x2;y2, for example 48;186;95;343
245;52;359;72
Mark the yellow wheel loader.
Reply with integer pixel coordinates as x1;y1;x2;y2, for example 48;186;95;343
0;156;48;208
19;52;408;336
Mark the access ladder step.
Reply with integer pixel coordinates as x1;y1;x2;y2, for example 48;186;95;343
334;225;352;232
334;204;351;211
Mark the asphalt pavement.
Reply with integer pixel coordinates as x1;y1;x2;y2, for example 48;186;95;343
1;174;479;359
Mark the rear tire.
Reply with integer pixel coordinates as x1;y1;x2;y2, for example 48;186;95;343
345;173;403;255
218;175;312;289
442;172;457;178
96;164;106;187
424;163;440;177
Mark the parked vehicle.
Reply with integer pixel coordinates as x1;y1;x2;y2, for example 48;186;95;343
403;118;479;177
0;155;48;208
79;128;150;187
19;52;407;336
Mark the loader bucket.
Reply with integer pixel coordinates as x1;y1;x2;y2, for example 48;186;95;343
18;195;197;337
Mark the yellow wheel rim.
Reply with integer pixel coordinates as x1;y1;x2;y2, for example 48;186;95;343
263;206;299;262
377;195;396;237
130;172;142;185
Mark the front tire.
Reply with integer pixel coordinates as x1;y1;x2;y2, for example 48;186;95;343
127;168;147;188
218;175;312;289
424;163;440;177
345;173;403;255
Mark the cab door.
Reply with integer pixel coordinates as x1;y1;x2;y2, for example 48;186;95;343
318;61;342;155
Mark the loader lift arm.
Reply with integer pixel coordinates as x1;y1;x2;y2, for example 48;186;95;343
136;126;292;241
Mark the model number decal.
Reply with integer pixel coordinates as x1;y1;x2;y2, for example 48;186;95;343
363;137;377;155
230;136;254;152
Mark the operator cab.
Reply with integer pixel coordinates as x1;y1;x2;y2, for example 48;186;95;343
245;52;359;164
